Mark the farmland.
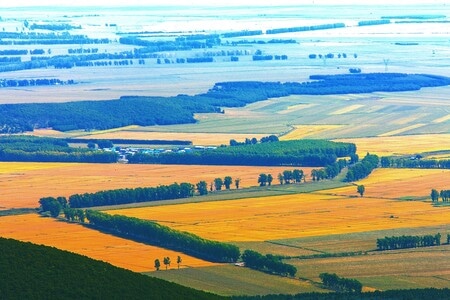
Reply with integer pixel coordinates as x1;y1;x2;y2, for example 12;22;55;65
1;2;450;298
0;214;215;272
0;162;307;210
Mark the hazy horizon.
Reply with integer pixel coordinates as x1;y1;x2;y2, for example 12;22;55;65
1;0;448;7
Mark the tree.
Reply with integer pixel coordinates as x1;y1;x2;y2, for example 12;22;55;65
258;173;268;186
283;170;293;184
277;173;284;185
292;169;303;183
431;189;439;202
163;257;171;270
234;178;241;189
214;178;223;191
177;256;182;269
357;185;365;197
224;176;232;190
267;174;273;186
154;259;160;271
196;181;208;195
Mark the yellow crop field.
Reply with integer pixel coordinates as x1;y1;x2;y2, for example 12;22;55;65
335;133;450;156
106;193;450;242
280;125;343;140
326;168;450;199
0;162;308;210
0;214;216;272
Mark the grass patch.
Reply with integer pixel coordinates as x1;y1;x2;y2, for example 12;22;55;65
147;265;327;296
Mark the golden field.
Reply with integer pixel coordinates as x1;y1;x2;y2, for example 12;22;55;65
106;192;450;242
327;168;450;199
0;214;216;272
0;162;309;210
280;125;344;140
335;133;450;157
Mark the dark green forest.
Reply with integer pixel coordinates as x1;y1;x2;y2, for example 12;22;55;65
0;237;226;300
0;135;118;163
128;139;356;167
1;73;449;133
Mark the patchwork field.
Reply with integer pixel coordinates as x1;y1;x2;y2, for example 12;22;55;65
0;162;308;210
0;214;215;272
106;192;450;242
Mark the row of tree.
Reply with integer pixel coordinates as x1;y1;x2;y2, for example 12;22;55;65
241;250;297;277
85;210;241;263
266;23;345;34
381;157;450;169
319;273;362;293
154;256;182;270
431;189;450;202
230;135;279;147
376;233;442;251
345;153;379;182
68;182;195;208
0;136;118;162
129;140;355;167
0;78;74;88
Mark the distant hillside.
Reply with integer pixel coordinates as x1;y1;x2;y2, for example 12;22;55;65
0;73;449;133
0;237;227;300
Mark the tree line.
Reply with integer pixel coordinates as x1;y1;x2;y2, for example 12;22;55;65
0;136;118;163
241;250;297;277
431;189;450;203
319;273;362;293
67;182;195;208
381;156;450;169
376;233;442;251
0;78;74;88
129;139;356;167
345;153;379;182
85;210;241;263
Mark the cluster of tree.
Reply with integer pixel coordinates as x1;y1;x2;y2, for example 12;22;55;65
241;250;297;277
68;47;99;54
29;23;82;30
252;55;288;61
129;140;356;167
0;57;21;63
2;74;449;134
381;156;450;169
66;138;191;146
0;49;28;55
39;196;68;217
119;36;219;51
232;289;450;300
266;23;345;34
273;169;305;185
349;68;362;73
319;273;363;293
358;19;391;26
230;135;279;147
221;30;263;38
0;32;109;45
309;159;347;182
0;237;225;300
0;135;118;162
67;182;195;208
308;53;357;59
154;255;182;270
431;189;450;203
158;57;214;64
345;153;379;182
85;210;241;263
0;78;74;88
376;233;442;250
